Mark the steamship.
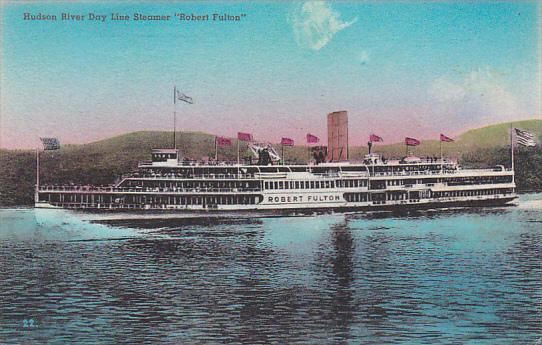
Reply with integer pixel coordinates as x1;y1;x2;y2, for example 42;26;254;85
35;112;517;212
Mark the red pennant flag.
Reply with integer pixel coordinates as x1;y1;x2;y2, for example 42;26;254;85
237;132;253;141
215;136;232;147
440;134;454;142
281;137;294;146
306;133;319;144
369;134;383;142
405;137;421;146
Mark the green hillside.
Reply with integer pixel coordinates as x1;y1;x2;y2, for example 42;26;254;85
350;119;542;160
1;119;541;206
457;119;542;148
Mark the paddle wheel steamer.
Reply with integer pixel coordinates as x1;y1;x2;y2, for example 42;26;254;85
35;111;516;212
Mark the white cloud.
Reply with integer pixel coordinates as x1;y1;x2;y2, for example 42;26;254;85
428;76;465;102
289;2;357;51
428;66;520;124
359;50;370;65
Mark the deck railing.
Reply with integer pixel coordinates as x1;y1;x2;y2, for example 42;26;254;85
38;185;262;193
122;173;258;180
120;167;511;180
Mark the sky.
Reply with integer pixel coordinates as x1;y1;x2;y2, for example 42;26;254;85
1;1;540;149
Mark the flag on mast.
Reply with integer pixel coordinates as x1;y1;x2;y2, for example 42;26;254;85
175;88;193;104
40;137;60;150
215;136;232;147
369;134;383;142
514;128;537;147
237;132;253;141
440;134;454;142
306;133;319;144
405;137;420;146
281;137;294;146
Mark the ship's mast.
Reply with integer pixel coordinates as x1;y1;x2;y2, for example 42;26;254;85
35;147;39;203
173;85;177;150
440;140;443;174
510;123;515;183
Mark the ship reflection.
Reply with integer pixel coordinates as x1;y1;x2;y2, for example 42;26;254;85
326;219;356;341
88;214;391;342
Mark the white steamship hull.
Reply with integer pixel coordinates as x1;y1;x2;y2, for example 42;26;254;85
36;154;518;212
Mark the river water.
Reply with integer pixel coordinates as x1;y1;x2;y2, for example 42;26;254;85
1;194;541;344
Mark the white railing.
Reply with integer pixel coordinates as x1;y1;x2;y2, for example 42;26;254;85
124;173;257;180
370;168;511;177
38;186;261;193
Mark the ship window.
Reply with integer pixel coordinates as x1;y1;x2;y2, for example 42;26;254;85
279;181;284;189
274;182;278;189
295;181;300;189
310;181;315;189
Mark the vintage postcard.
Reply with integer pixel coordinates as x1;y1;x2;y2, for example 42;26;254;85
1;1;541;344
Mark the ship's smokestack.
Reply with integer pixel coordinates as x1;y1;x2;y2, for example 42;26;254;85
327;110;349;162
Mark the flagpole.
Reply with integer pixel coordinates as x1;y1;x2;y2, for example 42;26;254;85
237;139;240;165
510;124;515;184
440;139;443;173
215;138;218;161
35;147;40;203
281;144;284;165
173;86;176;150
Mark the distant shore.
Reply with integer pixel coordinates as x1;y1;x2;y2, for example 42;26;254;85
1;121;541;207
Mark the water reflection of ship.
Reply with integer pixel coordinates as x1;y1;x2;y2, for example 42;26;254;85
328;219;355;340
327;218;399;339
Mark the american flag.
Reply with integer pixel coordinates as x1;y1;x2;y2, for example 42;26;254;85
514;128;537;147
40;137;60;150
